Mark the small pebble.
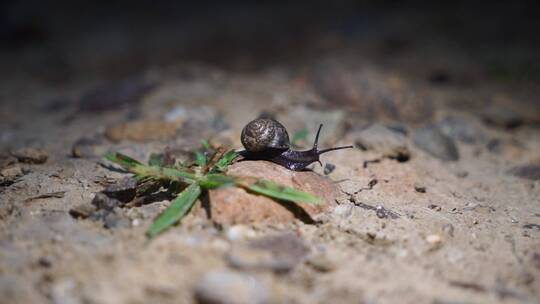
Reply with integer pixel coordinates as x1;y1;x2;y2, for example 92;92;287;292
226;225;256;241
426;234;443;246
306;254;336;272
428;204;441;211
333;204;353;218
194;271;269;304
414;183;426;193
68;203;97;219
324;163;336;175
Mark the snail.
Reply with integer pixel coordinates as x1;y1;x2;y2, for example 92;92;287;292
238;118;353;171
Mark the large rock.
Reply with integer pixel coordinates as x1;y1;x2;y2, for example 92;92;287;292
206;161;339;224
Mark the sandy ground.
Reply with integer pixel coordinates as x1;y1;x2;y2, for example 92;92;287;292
1;2;540;304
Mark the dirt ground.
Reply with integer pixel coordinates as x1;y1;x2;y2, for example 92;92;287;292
1;2;540;304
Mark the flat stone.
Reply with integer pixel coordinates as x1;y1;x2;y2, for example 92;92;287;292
350;123;410;161
333;204;353;218
413;125;459;161
481;105;523;129
306;254;336;272
206;161;339;224
0;159;23;186
11;147;48;164
194;271;270;304
437;114;486;144
1;165;23;179
226;233;309;273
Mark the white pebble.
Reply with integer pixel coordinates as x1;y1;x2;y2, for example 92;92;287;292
333;204;353;218
426;234;442;244
194;271;269;304
226;225;256;241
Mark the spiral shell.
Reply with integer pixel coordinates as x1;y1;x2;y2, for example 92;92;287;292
241;118;290;152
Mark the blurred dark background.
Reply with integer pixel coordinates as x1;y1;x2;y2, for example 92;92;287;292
1;0;539;83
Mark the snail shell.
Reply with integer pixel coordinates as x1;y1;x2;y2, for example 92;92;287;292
241;118;290;152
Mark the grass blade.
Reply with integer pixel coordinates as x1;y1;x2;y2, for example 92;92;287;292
211;150;239;173
105;152;143;169
143;167;197;184
148;153;164;166
238;179;322;204
105;152;197;184
200;139;211;150
146;183;202;238
195;152;208;167
199;173;237;189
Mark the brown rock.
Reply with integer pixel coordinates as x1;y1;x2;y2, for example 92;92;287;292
0;155;17;168
11;147;48;164
206;161;338;224
104;120;179;142
0;165;24;186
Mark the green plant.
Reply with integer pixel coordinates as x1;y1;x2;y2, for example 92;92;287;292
104;147;321;238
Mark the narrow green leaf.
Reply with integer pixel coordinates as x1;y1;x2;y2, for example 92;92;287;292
105;152;143;169
146;183;202;238
148;153;164;166
242;179;322;204
211;150;239;173
145;167;197;184
200;139;211;150
199;173;237;189
106;151;197;184
195;152;208;167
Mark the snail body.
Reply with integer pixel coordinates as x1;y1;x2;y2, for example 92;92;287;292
239;118;353;171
